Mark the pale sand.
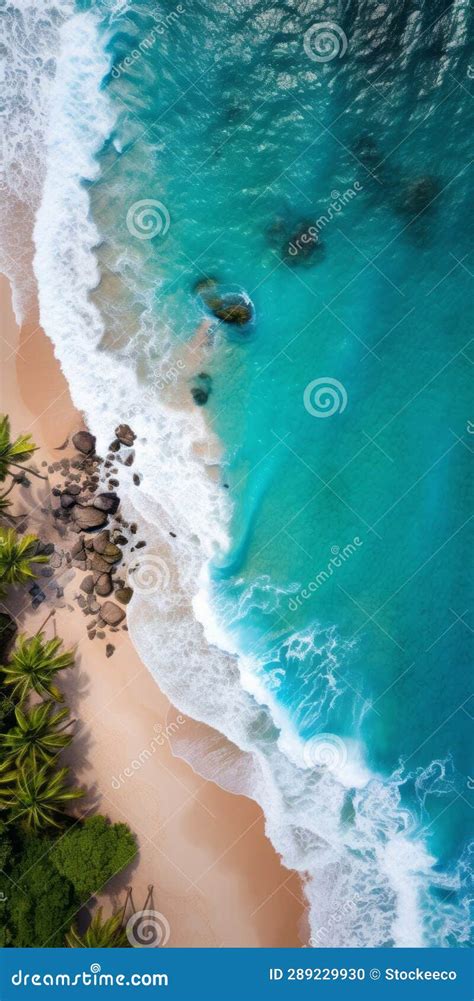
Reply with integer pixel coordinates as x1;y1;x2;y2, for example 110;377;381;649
0;274;306;947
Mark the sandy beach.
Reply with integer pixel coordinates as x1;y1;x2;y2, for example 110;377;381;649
0;273;305;947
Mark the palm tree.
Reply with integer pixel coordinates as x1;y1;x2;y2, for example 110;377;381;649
0;528;48;594
0;415;42;483
0;761;84;830
0;702;75;768
66;907;128;948
1;633;75;704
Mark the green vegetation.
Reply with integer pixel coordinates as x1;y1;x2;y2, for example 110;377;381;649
0;416;37;479
1;632;75;703
52;815;137;899
0;702;74;768
0;416;137;947
0;528;48;594
66;907;128;948
0;762;84;831
7;832;78;948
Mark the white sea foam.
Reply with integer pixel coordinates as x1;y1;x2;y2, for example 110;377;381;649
25;8;469;950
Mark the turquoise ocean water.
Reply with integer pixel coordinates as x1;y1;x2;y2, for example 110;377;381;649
8;0;471;946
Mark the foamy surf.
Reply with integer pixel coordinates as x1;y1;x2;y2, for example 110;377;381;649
26;5;470;951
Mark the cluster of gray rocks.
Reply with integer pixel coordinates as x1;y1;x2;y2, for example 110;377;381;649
35;423;146;657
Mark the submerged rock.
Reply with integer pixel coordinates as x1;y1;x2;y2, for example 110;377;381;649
212;299;252;325
193;275;220;297
282;223;324;266
396;176;440;218
72;431;96;455
191;387;209;406
191;372;212;406
194;277;254;328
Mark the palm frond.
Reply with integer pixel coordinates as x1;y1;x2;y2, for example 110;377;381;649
1;632;75;703
0;416;37;483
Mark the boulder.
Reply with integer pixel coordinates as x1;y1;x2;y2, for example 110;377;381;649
90;553;113;574
100;601;126;626
73;506;108;531
94;573;113;597
211;298;252;325
93;534;122;563
60;493;76;510
72;431;96;455
93;493;120;515
91;530;110;551
80;574;95;595
115;424;136;447
195;278;253;327
115;586;133;605
191;387;209;406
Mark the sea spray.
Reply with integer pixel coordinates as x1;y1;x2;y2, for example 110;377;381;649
29;2;472;949
0;0;73;318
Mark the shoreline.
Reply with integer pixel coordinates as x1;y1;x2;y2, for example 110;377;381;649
0;273;306;947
